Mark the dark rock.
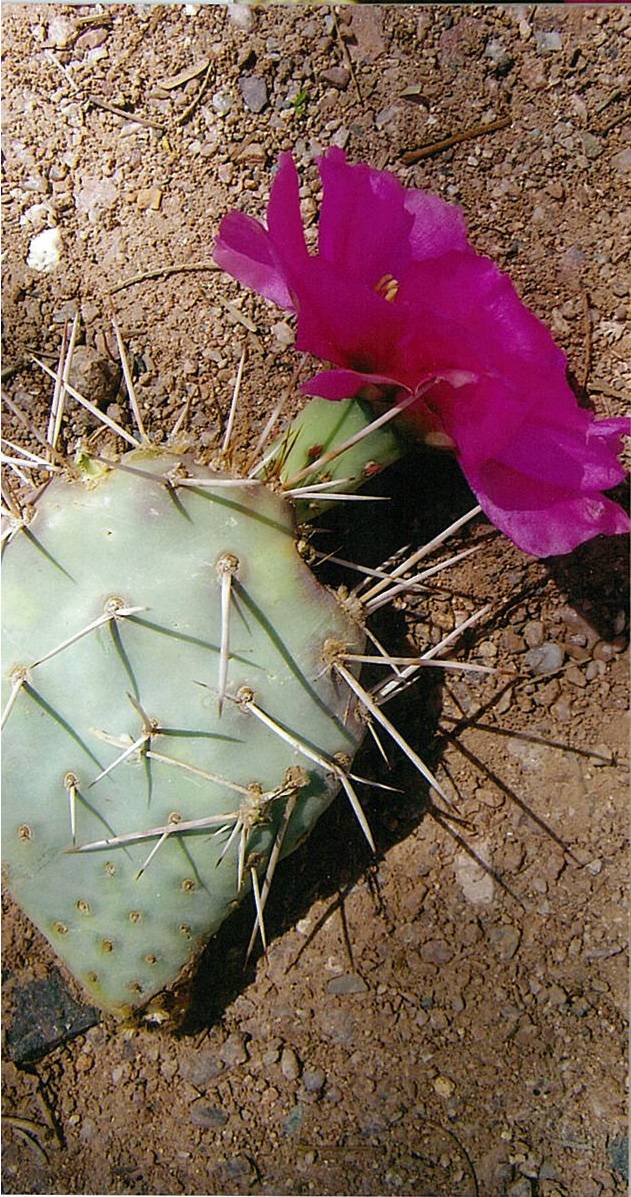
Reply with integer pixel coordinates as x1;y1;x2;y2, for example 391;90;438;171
4;968;100;1064
608;1134;629;1180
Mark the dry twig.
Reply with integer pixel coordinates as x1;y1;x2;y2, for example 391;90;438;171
401;115;511;164
108;262;221;295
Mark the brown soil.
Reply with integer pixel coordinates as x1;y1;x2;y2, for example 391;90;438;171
1;5;629;1197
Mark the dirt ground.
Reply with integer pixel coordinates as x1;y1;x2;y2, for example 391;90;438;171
1;4;629;1196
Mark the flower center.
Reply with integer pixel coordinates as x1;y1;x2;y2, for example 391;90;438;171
374;273;399;303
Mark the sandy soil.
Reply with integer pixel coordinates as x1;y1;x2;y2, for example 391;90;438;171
1;5;629;1196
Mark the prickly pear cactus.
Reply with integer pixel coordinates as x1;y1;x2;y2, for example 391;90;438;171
2;449;364;1014
2;400;410;1018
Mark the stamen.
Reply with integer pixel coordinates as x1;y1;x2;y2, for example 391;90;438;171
374;273;400;303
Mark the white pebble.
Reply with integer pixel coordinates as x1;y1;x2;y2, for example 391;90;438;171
26;226;62;273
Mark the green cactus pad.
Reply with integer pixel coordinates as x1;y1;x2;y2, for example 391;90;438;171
273;397;409;521
2;448;366;1015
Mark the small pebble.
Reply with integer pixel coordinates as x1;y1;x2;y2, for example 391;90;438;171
503;628;526;654
524;620;544;649
508;1179;533;1197
525;643;564;674
484;38;514;74
283;1104;303;1136
592;640;615;663
421;939;453;965
327;973;368;995
613;610;626;636
433;1075;455;1098
536;30;562;53
487;924;521;961
580;132;602;160
219;1032;248;1068
27;226;62;273
302;1067;326;1093
321;66;351;90
238;75;268;114
611;148;631;175
212;92;233;116
591;742;613;766
179;1048;223;1087
271;320;294;347
136;187;162;211
565;665;586;688
280;1046;301;1081
189;1103;228;1129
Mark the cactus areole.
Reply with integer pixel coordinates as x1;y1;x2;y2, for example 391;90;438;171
1;401;410;1017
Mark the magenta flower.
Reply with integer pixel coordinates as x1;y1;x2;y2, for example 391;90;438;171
214;148;629;557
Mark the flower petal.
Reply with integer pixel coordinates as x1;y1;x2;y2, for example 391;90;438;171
317;147;468;287
397;252;570;391
292;258;409;373
464;455;629;557
267;152;309;272
301;368;408;402
213;211;294;309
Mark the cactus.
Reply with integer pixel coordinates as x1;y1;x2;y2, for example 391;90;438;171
2;384;441;1017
